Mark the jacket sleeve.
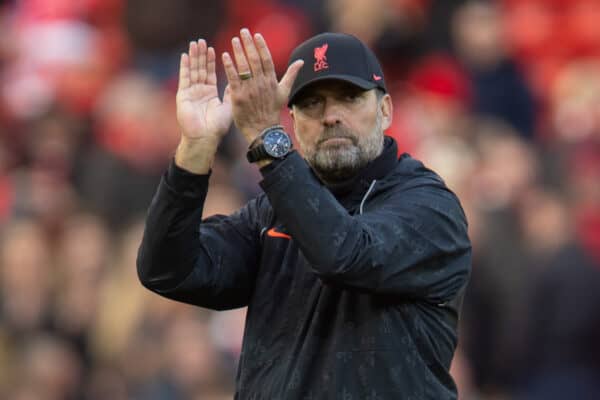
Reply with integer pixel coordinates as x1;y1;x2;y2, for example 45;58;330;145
136;161;261;310
260;152;471;303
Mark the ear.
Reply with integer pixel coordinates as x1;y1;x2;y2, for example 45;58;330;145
289;108;297;131
380;93;393;131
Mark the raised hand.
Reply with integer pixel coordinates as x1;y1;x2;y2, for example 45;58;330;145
175;39;232;173
221;28;304;143
177;39;232;142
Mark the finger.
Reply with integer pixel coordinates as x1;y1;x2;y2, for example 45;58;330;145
240;28;263;76
223;84;232;106
197;39;207;83
178;53;190;90
279;59;305;97
206;46;217;86
222;52;240;88
254;32;275;78
232;37;251;77
189;41;199;83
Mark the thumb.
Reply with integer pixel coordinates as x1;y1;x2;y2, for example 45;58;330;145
278;60;304;100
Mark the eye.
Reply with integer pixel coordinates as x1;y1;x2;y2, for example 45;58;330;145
342;92;362;102
297;96;322;109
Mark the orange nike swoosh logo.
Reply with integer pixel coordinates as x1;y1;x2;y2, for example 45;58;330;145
373;73;382;81
266;228;291;239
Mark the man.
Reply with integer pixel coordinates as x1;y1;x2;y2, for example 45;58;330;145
137;29;471;399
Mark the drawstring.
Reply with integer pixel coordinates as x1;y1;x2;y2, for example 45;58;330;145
359;180;377;215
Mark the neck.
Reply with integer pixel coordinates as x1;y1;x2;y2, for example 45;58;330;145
313;168;359;186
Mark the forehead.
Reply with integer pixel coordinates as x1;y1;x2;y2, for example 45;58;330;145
296;79;370;97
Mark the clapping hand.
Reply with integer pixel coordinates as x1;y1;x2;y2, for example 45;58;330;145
174;39;233;173
221;28;303;143
174;30;303;173
176;39;233;143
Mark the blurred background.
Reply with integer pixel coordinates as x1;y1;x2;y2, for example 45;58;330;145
0;0;599;399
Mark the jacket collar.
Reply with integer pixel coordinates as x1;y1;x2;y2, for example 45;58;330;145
323;135;398;199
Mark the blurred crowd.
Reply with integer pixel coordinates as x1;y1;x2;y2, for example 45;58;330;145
0;0;599;399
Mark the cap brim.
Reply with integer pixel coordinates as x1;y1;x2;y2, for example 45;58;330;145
288;74;379;107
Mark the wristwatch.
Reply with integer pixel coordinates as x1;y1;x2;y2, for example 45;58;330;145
246;126;293;163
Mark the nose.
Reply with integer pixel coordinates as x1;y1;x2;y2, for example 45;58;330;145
321;98;343;126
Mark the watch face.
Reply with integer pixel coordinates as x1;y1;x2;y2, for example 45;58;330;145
263;130;292;158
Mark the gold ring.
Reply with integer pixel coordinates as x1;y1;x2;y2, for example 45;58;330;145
239;71;252;80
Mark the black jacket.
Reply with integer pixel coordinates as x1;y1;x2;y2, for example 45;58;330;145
137;137;471;399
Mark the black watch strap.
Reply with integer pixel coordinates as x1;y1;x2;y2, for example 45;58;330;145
246;142;270;163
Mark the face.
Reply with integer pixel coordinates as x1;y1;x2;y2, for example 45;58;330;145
291;80;392;183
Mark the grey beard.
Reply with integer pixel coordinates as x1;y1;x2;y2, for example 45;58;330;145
306;111;384;184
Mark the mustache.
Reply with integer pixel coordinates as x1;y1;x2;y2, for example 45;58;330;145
317;127;358;146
